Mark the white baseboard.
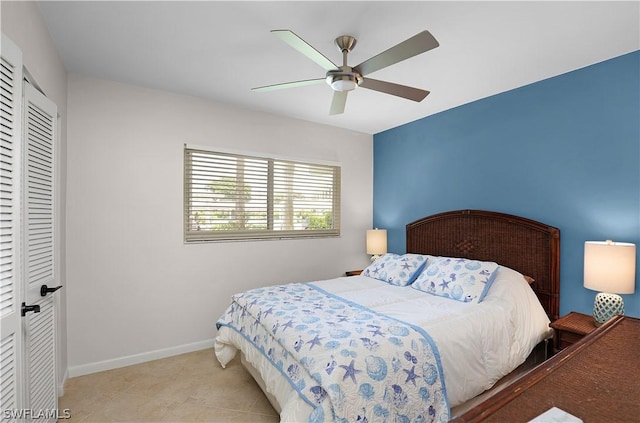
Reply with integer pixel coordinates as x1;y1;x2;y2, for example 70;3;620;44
57;367;68;397
67;339;215;378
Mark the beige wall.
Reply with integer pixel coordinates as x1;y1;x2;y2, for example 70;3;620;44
66;74;373;375
1;0;69;390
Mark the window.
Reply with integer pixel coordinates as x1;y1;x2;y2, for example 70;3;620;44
184;146;341;242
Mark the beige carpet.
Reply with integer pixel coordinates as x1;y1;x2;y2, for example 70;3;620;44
60;342;549;421
60;349;279;422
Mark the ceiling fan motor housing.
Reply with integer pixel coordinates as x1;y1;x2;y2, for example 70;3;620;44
326;68;362;92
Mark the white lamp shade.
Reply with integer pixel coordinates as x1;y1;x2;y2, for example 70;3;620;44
584;240;636;294
366;229;387;255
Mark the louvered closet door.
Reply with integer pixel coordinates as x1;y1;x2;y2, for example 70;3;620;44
0;34;24;423
22;81;57;422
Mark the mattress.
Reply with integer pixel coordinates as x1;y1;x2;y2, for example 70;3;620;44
215;265;552;422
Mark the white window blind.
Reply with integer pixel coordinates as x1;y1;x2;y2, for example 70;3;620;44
184;146;340;242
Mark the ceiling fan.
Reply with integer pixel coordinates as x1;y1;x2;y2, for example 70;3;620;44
252;29;440;115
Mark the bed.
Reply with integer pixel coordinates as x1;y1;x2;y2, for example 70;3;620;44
215;209;560;422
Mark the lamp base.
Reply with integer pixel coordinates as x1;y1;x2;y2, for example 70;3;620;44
370;254;382;263
593;292;625;326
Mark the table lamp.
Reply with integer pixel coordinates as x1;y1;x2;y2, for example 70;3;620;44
366;229;387;262
583;240;636;325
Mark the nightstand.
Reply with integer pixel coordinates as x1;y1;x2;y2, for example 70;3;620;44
345;270;363;277
549;311;597;353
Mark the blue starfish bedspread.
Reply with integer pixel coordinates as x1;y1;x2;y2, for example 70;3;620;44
216;283;450;423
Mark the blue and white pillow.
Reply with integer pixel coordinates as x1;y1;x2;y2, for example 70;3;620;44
362;253;430;286
412;256;499;303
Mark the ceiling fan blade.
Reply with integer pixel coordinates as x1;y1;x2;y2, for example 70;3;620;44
252;78;325;92
272;30;339;72
360;78;430;102
329;91;348;115
354;30;439;76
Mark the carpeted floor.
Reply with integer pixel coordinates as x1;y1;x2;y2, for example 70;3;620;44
59;349;279;422
59;342;550;421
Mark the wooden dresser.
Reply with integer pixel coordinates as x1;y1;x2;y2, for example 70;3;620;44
452;315;640;422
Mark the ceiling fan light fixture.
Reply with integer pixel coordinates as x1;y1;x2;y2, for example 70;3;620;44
326;72;361;92
331;77;357;92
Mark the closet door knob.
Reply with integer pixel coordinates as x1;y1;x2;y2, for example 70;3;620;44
21;302;41;317
40;285;63;297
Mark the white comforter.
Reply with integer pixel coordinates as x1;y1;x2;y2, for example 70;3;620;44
215;265;551;421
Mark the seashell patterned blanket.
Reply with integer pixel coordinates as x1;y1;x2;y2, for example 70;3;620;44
217;282;449;423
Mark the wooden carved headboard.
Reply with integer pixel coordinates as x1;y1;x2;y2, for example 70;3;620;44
406;210;560;321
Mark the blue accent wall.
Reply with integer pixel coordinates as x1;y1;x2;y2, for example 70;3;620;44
373;51;640;318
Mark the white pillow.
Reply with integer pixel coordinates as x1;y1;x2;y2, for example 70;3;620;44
412;256;499;303
361;253;429;286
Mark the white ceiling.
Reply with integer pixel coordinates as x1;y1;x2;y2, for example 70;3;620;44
37;1;639;134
